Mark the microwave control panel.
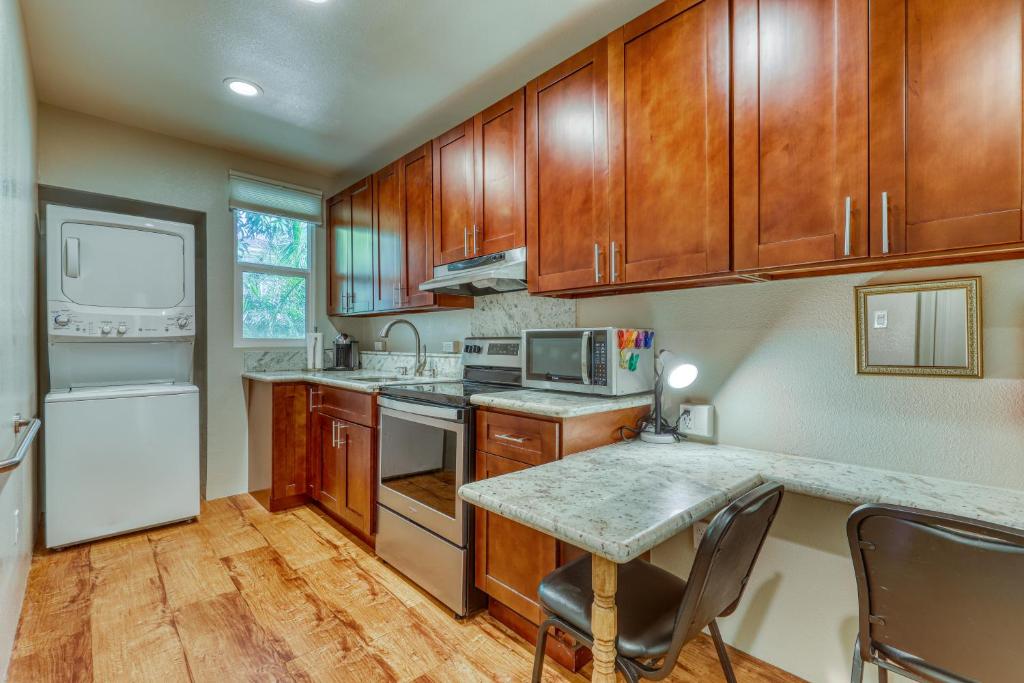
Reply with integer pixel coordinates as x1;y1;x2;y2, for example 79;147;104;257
592;332;608;386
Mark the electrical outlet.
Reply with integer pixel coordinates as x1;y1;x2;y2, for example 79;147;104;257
692;520;709;548
679;404;714;438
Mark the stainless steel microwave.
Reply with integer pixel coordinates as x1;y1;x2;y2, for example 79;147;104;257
521;328;655;396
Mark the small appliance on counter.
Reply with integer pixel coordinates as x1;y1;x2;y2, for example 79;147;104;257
375;336;522;616
328;332;359;370
521;327;655;396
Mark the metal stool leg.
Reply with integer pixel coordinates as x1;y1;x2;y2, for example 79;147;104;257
850;634;864;683
708;620;737;683
532;618;556;683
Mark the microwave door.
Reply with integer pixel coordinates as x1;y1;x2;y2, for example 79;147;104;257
526;331;588;384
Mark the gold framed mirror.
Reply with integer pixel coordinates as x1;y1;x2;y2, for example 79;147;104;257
855;277;982;378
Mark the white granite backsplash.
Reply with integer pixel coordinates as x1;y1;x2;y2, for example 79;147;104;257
359;351;462;378
242;349;307;372
470;290;576;337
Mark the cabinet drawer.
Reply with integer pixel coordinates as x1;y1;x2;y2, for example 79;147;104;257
315;385;375;427
476;410;558;466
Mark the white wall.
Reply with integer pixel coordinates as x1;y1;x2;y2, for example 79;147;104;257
577;260;1024;489
36;104;333;499
0;0;37;676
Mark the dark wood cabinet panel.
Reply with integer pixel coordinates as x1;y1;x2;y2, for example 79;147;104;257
399;143;436;308
527;38;613;293
325;196;350;316
474;451;557;623
733;0;869;270
474;89;526;257
433;120;476;265
312;411;375;541
271;383;308;504
373;161;402;311
476;410;558;466
870;0;1024;257
608;0;730;283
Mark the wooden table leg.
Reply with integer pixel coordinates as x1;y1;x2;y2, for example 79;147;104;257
590;554;618;682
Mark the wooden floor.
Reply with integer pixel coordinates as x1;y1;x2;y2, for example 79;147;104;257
10;495;803;682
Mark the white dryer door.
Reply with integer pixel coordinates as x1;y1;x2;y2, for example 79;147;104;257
60;221;186;308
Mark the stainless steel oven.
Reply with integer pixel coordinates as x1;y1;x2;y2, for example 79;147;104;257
377;398;467;546
521;327;656;396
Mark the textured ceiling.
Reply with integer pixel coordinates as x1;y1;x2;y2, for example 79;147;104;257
21;0;661;183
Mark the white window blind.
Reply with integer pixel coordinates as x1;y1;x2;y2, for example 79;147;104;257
228;171;323;224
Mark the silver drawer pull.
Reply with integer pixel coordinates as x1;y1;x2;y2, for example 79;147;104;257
843;196;852;256
593;243;601;283
494;433;528;444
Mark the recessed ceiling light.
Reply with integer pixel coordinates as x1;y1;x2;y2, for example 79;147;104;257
224;78;262;97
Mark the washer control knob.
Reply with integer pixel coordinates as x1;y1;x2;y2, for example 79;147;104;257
100;324;113;335
117;324;128;335
176;316;190;329
53;313;71;327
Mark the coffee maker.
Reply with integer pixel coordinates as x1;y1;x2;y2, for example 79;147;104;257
330;333;359;370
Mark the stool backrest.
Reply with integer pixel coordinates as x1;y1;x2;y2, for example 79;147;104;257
653;482;783;675
848;505;1024;682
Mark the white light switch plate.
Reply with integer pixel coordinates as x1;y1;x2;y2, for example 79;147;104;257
679;404;714;438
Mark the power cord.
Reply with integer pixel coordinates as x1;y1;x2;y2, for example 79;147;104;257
618;413;688;443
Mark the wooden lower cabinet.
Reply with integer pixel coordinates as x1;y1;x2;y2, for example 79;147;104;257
312;410;375;543
471;405;650;672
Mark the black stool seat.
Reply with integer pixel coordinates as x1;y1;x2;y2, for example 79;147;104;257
539;556;687;660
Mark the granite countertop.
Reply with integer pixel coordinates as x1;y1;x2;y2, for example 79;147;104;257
469;389;653;418
242;369;456;393
459;440;1024;563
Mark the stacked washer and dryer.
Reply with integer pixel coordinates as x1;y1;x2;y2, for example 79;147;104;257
44;205;200;548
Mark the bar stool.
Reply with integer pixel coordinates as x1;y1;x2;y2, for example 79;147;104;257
847;504;1024;682
531;482;784;683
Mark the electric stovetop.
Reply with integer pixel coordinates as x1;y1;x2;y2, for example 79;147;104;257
380;381;517;408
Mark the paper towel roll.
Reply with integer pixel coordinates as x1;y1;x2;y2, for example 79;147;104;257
307;332;323;370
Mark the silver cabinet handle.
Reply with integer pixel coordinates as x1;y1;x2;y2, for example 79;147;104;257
494;433;528;443
464;226;469;257
331;421;337;448
580;330;592;385
610;241;619;282
593;243;601;283
881;191;890;254
472;224;479;254
843;196;852;256
64;237;80;278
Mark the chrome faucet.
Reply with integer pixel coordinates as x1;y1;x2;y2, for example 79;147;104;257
379;319;427;376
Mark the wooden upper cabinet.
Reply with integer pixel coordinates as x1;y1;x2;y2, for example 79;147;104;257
527;38;612;293
346;177;375;314
608;0;731;283
399;142;435;308
733;0;869;271
474;90;526;257
325;195;351;316
870;0;1024;257
373;161;403;311
433;120;476;265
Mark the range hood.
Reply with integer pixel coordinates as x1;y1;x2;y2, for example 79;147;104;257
418;247;526;297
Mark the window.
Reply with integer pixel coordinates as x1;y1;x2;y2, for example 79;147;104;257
230;172;323;347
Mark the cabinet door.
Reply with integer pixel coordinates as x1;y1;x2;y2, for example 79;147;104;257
609;0;730;283
527;38;613;293
473;89;526;257
399;143;436;308
870;0;1024;256
271;384;308;501
325;196;350;315
373;161;402;311
474;451;557;623
348;177;375;314
433;120;476;265
337;419;374;536
733;0;869;270
315;414;343;516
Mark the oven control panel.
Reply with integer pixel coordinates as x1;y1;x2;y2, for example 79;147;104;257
48;304;195;339
462;336;521;369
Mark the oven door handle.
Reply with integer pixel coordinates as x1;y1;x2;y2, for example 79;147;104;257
580;330;592;385
378;396;465;422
